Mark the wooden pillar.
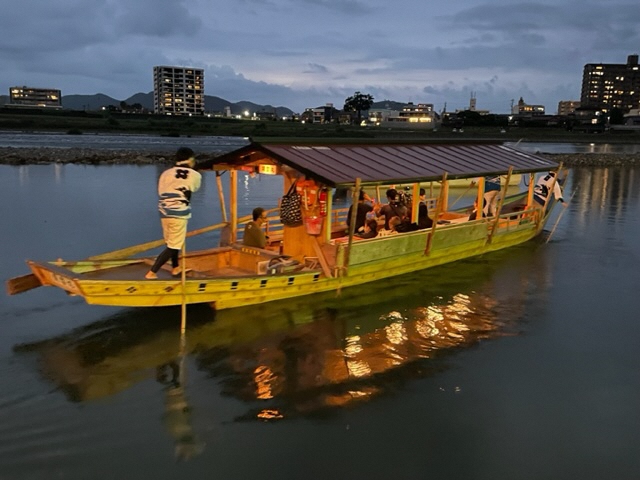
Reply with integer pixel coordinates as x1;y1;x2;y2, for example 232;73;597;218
441;177;449;212
476;177;485;218
426;172;447;255
411;182;420;223
345;178;361;273
324;188;333;244
229;169;238;243
215;172;228;223
526;173;535;209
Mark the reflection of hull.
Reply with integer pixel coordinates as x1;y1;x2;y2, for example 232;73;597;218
17;241;541;417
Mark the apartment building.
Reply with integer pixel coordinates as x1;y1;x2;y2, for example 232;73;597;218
9;86;62;108
153;66;204;115
581;54;640;113
557;100;580;116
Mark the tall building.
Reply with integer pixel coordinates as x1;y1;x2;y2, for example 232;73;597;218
581;54;640;113
153;66;204;115
9;86;62;108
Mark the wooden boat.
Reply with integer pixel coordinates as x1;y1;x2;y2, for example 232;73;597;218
6;141;563;310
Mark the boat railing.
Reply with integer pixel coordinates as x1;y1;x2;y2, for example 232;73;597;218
331;202;543;273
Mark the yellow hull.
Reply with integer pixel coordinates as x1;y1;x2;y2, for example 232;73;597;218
27;207;547;310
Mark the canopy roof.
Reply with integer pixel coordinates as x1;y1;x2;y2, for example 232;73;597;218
200;141;558;187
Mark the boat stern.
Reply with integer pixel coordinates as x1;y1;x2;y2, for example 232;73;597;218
28;261;82;296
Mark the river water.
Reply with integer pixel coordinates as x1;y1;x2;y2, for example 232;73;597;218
1;131;640;154
1;159;640;478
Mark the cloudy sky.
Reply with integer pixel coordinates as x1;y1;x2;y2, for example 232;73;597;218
2;0;639;114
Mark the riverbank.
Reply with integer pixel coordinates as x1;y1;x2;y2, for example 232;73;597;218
0;147;219;165
1;146;640;167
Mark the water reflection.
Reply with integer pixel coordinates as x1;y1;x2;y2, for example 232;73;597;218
507;142;640;154
15;240;551;433
568;167;640;232
156;355;205;460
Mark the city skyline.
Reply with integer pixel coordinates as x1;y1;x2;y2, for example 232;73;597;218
2;0;640;114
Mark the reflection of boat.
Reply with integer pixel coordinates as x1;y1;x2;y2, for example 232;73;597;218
15;242;544;420
8;141;561;310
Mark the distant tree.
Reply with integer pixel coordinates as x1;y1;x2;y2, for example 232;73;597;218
343;91;374;124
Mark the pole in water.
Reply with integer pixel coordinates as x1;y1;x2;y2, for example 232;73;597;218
180;242;187;333
546;188;577;243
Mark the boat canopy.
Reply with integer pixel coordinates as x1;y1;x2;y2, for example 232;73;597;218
199;141;559;187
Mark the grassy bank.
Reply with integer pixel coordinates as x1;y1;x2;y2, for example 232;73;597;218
2;108;640;143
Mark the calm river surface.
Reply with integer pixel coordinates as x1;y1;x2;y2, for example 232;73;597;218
1;162;640;479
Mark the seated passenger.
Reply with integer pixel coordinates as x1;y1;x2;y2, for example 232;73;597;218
243;207;269;248
468;199;487;221
378;215;401;236
417;188;433;229
396;216;419;233
347;189;374;233
377;188;407;230
356;219;378;239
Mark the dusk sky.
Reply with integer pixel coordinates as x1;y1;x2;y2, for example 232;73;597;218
2;0;640;114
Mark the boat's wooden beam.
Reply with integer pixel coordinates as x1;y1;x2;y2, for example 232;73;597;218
441;177;449;212
215;172;228;223
411;182;420;223
476;177;485;219
6;273;42;296
425;172;447;255
526;172;535;209
487;166;513;243
311;237;333;278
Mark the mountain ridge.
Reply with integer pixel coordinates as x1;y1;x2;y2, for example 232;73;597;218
0;92;410;116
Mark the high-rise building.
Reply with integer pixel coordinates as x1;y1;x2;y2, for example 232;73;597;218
153;66;204;115
581;54;640;113
9;86;62;108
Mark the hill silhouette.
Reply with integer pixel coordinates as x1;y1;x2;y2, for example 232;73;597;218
0;93;414;117
0;92;295;117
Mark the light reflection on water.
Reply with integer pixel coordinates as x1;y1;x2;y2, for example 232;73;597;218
506;141;640;154
2;163;640;478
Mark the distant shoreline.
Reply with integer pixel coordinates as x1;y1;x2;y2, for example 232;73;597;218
1;146;639;167
0;147;222;166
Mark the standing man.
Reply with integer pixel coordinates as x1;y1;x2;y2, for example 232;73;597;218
243;207;269;248
482;175;501;216
533;171;566;208
145;147;202;279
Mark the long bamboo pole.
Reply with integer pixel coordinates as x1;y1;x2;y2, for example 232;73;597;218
546;187;577;243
